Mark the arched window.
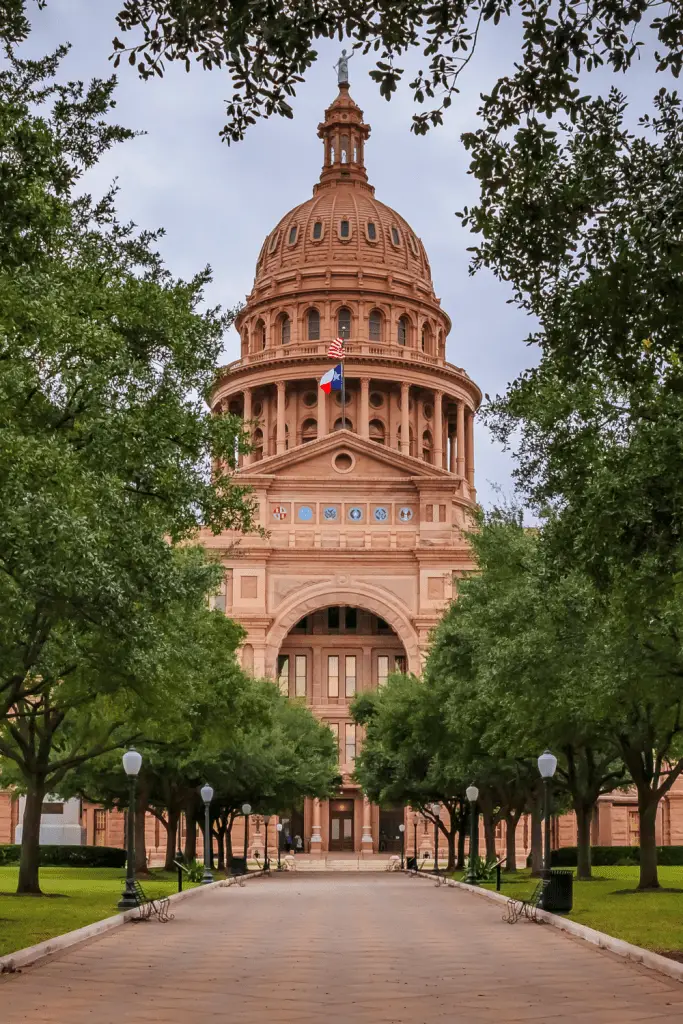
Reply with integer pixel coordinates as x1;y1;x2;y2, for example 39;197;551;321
340;219;350;238
367;222;377;241
307;309;320;340
288;226;298;245
312;221;323;240
422;429;433;464
337;307;352;339
369;309;382;342
398;315;409;346
280;314;291;345
254;319;266;351
340;134;349;163
252;428;264;462
333;417;353;432
301;418;317;443
369;419;386;444
421;323;433;353
241;330;249;355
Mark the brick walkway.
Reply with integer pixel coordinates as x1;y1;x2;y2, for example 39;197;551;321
2;875;683;1022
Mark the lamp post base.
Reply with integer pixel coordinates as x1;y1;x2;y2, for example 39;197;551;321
118;879;138;910
200;870;214;885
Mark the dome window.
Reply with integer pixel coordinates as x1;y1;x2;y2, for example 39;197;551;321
288;226;298;245
312;221;323;240
268;231;280;254
391;226;401;246
369;391;384;409
307;309;320;341
302;391;317;408
254;319;267;352
337;307;352;340
301;418;317;443
421;323;433;353
408;234;419;256
340;219;350;239
333;417;353;432
397;315;410;347
422;429;433;464
280;314;291;345
367;222;377;241
369;419;386;444
369;309;382;342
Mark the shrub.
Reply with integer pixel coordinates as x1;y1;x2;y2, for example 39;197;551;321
0;844;126;867
550;845;683;867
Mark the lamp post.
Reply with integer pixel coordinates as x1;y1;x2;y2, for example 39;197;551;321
431;802;441;875
276;822;283;870
118;747;143;909
464;784;480;885
200;784;214;885
263;814;271;872
538;749;558;877
242;802;251;868
398;823;405;870
413;813;419;864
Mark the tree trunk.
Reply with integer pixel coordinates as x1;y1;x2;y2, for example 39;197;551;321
135;789;149;874
184;796;197;862
457;822;466;868
446;827;457;872
482;809;496;862
575;802;593;881
17;778;47;894
504;813;518;872
163;808;179;872
215;823;226;872
225;823;233;871
638;796;660;890
530;796;543;877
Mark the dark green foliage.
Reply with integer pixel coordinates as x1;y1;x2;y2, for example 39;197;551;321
0;844;126;867
551;846;683;868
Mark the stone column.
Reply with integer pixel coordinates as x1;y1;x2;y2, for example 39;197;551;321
242;386;252;468
466;409;475;488
360;377;370;439
318;384;328;437
433;390;443;467
456;400;466;477
310;797;322;856
400;382;410;455
276;380;286;454
361;796;374;856
449;429;457;473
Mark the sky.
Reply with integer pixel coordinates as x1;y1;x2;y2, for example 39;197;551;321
20;1;651;510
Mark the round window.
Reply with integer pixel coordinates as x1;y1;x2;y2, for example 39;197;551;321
302;391;317;408
423;403;433;419
252;401;263;417
333;452;354;473
369;392;384;408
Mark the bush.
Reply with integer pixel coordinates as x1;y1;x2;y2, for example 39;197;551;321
0;844;126;868
550;845;683;867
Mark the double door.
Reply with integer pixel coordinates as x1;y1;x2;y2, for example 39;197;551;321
329;800;354;851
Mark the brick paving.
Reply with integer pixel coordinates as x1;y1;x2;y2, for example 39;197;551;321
2;874;683;1023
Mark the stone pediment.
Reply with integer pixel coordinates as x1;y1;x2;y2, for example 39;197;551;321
240;430;451;481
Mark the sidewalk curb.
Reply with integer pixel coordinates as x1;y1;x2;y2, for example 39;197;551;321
0;870;265;975
408;870;683;984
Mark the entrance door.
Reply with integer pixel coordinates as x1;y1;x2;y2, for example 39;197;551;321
329;800;354;851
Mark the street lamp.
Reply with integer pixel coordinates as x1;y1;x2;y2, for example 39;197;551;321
464;784;479;885
242;802;251;868
412;813;419;864
200;784;214;885
263;814;271;872
276;822;283;870
398;823;405;870
118;747;143;909
538;749;558;876
431;802;441;875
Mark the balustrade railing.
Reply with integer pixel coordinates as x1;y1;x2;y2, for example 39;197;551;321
230;340;452;370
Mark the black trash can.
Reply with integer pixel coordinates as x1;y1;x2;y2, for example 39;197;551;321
541;869;573;913
230;856;247;876
406;856;418;871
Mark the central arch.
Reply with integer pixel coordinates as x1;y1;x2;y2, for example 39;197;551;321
265;582;420;679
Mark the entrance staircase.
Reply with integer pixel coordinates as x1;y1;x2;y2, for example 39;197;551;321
287;853;397;872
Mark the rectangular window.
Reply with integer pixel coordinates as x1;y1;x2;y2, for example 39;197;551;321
278;654;290;696
345;607;357;630
328;721;340;762
94;809;107;847
395;655;407;675
340;219;350;238
328;606;340;631
345;655;356;697
328;655;339;697
345;723;356;763
295;655;307;697
378;655;389;687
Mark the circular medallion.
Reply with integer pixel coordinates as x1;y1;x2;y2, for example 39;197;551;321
374;507;388;522
323;506;338;521
348;506;363;522
398;506;413;523
272;505;288;521
297;505;313;522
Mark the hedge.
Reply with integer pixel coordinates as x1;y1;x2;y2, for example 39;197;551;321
550;845;683;867
0;844;126;868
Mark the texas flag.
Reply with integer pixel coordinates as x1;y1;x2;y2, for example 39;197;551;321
320;364;343;393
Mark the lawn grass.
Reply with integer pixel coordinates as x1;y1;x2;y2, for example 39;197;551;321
0;866;200;957
453;865;683;953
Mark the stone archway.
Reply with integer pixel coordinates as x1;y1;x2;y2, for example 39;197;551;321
265;581;421;678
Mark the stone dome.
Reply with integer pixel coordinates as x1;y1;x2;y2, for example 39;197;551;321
252;85;434;294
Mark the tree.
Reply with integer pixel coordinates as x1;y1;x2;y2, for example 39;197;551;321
105;1;683;142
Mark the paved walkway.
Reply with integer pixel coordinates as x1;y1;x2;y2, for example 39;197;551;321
2;875;683;1023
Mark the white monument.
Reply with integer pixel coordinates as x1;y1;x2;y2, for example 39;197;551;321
14;795;85;845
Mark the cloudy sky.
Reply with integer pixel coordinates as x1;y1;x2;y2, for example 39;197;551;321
22;2;647;510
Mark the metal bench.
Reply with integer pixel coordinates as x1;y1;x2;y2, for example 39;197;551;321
132;879;174;923
503;877;549;924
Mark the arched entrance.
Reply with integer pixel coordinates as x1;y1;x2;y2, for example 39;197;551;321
272;598;411;855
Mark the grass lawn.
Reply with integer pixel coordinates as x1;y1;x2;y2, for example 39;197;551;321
454;865;683;954
0;866;200;958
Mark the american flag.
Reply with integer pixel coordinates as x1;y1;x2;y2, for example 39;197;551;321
328;337;345;359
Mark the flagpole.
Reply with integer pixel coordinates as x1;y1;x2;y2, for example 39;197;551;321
341;327;347;430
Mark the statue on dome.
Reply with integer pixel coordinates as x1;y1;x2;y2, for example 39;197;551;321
334;48;353;86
